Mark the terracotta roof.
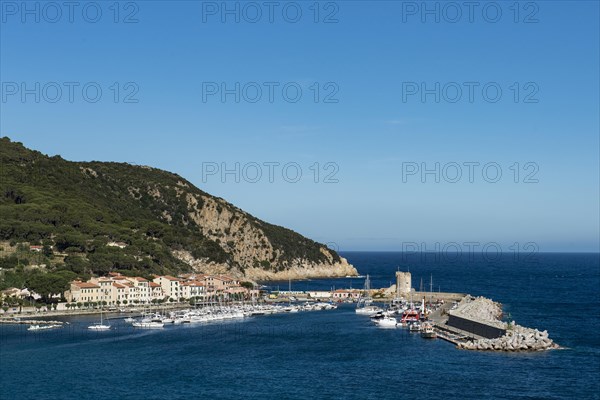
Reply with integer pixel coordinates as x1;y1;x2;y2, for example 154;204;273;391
149;282;161;287
74;282;100;289
134;277;148;282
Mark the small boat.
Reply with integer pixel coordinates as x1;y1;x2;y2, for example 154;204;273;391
28;324;62;331
88;324;111;331
88;308;111;330
373;316;398;328
369;311;384;319
421;322;437;339
124;317;135;323
408;321;421;332
356;305;383;315
401;309;421;324
132;321;164;329
356;275;383;315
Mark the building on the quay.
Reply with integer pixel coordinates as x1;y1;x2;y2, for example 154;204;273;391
308;291;332;299
153;275;183;300
181;281;206;299
332;289;361;300
64;273;249;304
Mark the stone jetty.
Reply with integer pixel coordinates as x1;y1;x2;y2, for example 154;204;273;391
447;296;559;352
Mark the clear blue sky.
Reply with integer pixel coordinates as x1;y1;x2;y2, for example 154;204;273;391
1;1;598;252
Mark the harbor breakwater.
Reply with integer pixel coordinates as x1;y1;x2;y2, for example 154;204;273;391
445;296;560;352
457;325;559;351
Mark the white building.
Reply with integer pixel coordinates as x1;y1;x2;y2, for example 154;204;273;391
308;291;332;299
181;281;205;299
153;276;183;300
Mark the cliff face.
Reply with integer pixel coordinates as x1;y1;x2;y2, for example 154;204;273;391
243;257;357;281
0;137;357;281
172;248;356;281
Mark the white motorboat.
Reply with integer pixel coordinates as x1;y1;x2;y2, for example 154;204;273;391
27;324;62;331
408;321;422;332
132;321;164;329
88;324;111;331
421;322;437;339
373;316;398;328
124;317;135;323
356;305;383;315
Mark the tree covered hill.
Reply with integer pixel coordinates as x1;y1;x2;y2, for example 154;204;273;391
0;137;348;299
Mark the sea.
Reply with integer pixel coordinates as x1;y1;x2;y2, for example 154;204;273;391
1;252;598;400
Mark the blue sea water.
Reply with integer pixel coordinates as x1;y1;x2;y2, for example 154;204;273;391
1;252;599;400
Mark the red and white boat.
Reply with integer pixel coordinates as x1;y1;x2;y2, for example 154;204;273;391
400;309;420;325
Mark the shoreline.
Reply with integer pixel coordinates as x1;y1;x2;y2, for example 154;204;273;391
0;303;193;320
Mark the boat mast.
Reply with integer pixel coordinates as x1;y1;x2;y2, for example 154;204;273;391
430;274;433;306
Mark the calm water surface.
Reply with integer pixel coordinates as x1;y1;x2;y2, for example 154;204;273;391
1;252;599;399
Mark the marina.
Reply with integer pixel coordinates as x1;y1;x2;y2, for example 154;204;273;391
0;253;597;400
2;286;559;352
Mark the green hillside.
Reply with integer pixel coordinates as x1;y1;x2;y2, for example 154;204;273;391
0;137;340;300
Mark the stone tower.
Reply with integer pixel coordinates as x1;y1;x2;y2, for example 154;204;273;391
396;271;412;296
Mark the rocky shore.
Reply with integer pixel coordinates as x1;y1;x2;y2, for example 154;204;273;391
243;257;359;281
458;325;560;351
174;248;358;281
450;296;560;352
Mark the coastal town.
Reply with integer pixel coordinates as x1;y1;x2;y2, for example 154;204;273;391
1;272;254;311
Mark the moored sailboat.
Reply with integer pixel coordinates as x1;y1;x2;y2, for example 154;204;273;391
356;275;383;315
88;303;111;331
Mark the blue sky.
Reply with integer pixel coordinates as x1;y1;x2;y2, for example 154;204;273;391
1;1;598;252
